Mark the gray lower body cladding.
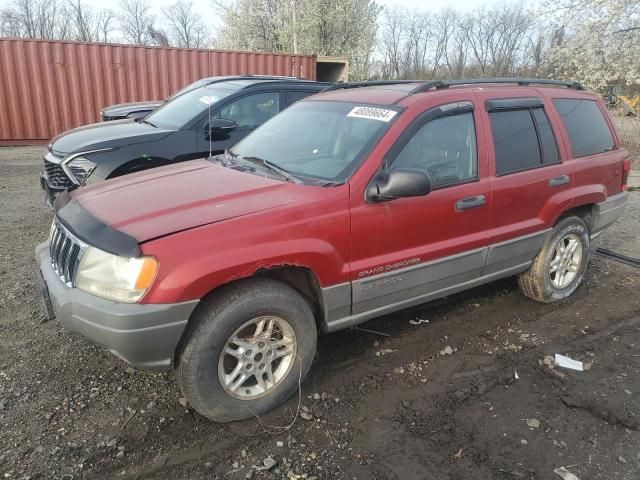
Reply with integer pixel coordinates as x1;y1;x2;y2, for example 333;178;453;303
322;191;629;332
591;191;628;234
36;243;199;372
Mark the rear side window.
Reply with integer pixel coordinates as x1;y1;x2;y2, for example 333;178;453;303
553;99;614;158
490;106;560;175
490;110;541;174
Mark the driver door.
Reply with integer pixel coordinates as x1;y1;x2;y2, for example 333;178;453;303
348;99;491;314
196;91;282;157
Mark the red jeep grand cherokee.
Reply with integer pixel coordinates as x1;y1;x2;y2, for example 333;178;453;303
36;78;630;422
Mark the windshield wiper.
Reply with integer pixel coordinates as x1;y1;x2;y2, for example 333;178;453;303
140;119;157;127
241;156;301;184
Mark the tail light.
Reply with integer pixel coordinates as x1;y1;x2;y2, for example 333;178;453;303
622;158;631;191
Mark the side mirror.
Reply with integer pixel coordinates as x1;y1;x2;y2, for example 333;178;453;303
367;168;432;203
209;118;238;133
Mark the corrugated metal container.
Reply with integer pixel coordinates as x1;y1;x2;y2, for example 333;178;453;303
0;38;317;144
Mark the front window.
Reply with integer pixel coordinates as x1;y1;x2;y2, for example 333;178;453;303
216;92;280;129
229;101;399;183
145;84;240;130
391;111;477;188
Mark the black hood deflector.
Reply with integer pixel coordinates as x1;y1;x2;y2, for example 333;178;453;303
54;190;141;258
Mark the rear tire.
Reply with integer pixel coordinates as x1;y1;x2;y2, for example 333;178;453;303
176;278;317;422
518;216;590;303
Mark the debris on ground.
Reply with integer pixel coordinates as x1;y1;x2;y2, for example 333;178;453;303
553;466;581;480
526;418;541;429
440;346;454;355
376;349;397;356
555;354;585;371
409;318;430;325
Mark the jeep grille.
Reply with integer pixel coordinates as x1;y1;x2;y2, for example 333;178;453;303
49;219;86;286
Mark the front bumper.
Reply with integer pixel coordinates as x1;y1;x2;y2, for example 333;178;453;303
40;173;65;208
36;243;199;371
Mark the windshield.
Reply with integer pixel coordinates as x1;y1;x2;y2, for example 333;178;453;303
229;101;399;183
145;84;240;130
166;77;222;101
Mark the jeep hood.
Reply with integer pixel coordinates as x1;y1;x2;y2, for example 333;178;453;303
50;119;173;156
67;159;305;243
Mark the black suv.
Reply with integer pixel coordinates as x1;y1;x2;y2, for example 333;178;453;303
99;75;298;121
41;76;330;205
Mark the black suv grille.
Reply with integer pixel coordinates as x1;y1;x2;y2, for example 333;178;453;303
49;219;85;286
44;156;73;189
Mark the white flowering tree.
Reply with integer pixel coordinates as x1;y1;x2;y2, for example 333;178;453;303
544;0;640;89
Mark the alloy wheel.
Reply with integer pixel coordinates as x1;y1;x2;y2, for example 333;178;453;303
218;315;297;400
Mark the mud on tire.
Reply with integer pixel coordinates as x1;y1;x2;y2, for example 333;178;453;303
176;278;317;422
518;216;590;303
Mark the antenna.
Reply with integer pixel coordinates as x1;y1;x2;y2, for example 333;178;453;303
208;47;213;158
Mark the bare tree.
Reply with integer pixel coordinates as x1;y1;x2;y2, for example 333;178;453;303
1;0;70;39
441;9;468;79
163;0;209;48
67;0;96;41
95;9;116;43
378;7;405;78
118;0;155;45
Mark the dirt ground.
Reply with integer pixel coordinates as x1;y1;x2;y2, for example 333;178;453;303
613;113;640;169
1;146;639;480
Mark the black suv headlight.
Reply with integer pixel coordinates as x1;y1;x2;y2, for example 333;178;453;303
61;148;113;185
66;156;97;184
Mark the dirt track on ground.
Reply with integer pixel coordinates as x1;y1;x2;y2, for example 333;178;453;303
1;147;639;480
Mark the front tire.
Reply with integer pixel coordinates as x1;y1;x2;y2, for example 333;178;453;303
518;216;590;303
176;278;317;422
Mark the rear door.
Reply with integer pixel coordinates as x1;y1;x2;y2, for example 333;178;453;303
481;94;572;275
196;90;283;157
348;95;491;315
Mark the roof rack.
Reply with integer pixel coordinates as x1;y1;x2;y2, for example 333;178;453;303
409;78;585;94
321;80;420;92
321;78;585;95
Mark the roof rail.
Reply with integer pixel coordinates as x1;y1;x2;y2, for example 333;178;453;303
203;75;302;84
243;79;333;89
409;78;585;94
322;80;420;92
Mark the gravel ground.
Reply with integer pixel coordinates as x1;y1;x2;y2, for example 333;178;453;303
1;146;639;480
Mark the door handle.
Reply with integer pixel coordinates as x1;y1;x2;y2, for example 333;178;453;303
455;195;486;211
549;175;570;187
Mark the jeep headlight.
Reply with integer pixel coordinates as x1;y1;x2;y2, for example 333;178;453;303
75;247;158;303
65;156;97;184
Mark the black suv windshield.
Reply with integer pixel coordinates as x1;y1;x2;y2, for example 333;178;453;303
229;101;398;183
146;84;241;130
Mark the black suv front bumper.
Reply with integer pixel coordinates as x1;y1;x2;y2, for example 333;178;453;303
41;151;74;207
40;172;66;207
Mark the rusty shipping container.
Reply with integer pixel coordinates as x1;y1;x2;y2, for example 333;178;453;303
0;38;317;145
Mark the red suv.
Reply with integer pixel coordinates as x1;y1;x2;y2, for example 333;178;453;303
36;78;630;422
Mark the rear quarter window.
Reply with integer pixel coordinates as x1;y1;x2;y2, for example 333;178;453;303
552;98;614;158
